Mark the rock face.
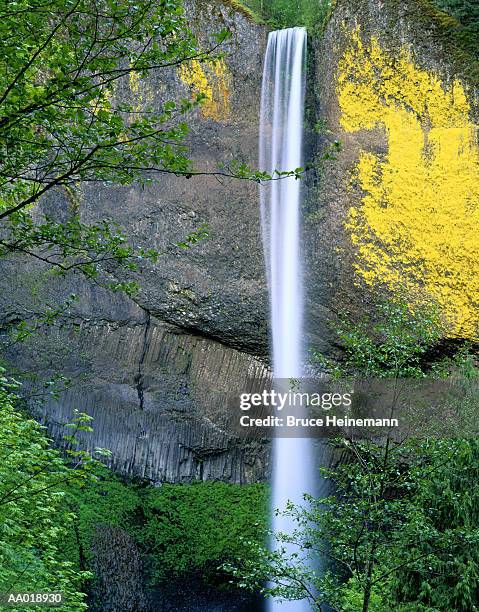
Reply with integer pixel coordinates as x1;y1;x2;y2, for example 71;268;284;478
1;259;271;483
81;0;270;357
306;0;479;350
1;0;271;484
3;0;479;483
90;526;150;612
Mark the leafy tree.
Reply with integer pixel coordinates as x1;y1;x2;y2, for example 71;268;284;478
228;439;479;611
226;438;477;611
0;370;110;611
435;0;479;57
0;0;218;289
393;439;479;611
312;298;443;378
436;0;479;32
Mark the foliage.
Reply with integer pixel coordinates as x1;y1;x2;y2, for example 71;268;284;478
393;439;479;611
63;467;141;569
436;0;479;28
435;0;479;54
0;0;210;220
137;481;268;582
221;0;265;24
312;297;444;378
228;437;479;611
64;473;268;589
323;437;479;612
243;0;332;32
0;372;107;611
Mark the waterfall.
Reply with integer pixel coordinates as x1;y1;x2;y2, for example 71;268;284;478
259;27;315;611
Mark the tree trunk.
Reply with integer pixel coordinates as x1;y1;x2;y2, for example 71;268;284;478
362;543;376;612
362;578;372;612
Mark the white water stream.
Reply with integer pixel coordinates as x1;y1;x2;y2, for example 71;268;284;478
259;27;315;612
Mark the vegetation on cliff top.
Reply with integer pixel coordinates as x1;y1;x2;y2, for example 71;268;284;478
436;0;479;55
242;0;333;32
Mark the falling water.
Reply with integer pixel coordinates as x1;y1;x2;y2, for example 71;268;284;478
259;27;314;611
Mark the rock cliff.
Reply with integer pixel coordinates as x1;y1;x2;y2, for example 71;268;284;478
2;0;478;483
307;0;479;350
1;0;271;484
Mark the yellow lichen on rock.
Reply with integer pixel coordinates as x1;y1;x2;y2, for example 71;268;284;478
338;28;479;339
89;88;112;116
128;70;153;113
178;59;231;121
